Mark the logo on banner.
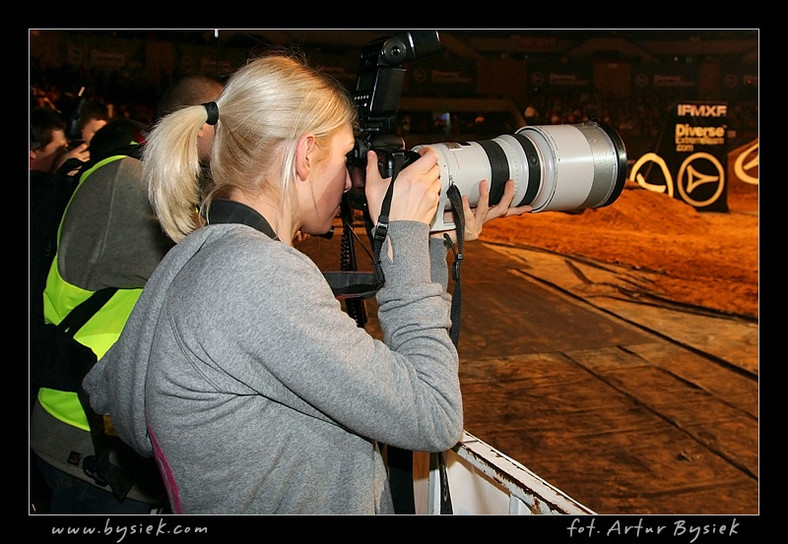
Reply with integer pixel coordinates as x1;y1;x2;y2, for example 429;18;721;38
676;103;727;117
630;101;729;211
629;152;726;206
733;140;759;185
677;152;726;208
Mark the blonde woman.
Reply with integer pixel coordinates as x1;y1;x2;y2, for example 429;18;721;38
84;52;524;514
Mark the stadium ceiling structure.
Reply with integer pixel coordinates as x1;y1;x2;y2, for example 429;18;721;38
77;29;758;64
163;29;760;64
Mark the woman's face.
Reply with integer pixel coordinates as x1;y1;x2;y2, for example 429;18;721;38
299;123;355;235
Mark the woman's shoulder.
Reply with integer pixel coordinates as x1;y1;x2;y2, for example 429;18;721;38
170;225;333;310
191;224;322;276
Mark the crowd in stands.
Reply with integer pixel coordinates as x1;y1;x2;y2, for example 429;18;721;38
400;91;758;156
520;92;758;149
31;60;160;131
31;61;758;172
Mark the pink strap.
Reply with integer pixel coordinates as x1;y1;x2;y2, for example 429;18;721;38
147;426;182;514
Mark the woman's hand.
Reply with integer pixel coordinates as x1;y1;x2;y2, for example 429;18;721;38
364;147;441;227
437;178;532;243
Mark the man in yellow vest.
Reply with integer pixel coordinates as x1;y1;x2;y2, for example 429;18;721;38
31;75;224;513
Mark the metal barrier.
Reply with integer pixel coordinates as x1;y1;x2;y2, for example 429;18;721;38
414;431;595;515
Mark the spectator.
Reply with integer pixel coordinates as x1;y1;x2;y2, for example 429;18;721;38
30;107;87;177
85;118;146;160
523;103;540;125
31;75;224;514
78;100;109;146
29;108;86;393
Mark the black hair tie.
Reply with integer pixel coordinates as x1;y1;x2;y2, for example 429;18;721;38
202;101;219;126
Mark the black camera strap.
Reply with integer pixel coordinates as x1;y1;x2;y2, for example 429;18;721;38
369;159;463;515
444;184;465;346
207;199;279;241
370;152;404;284
370;158;466;345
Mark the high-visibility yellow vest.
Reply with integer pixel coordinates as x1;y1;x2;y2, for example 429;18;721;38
37;154;143;432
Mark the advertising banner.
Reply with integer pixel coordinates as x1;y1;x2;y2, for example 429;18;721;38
404;56;476;97
728;139;759;189
630;101;729;211
720;63;758;102
526;60;593;95
631;63;698;97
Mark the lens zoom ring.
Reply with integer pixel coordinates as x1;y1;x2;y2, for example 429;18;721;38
511;133;541;207
477;140;509;205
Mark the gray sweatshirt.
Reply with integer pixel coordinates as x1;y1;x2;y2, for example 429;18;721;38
58;156;173;290
83;219;463;514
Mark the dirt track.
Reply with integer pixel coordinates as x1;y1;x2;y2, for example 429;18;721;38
460;175;759;514
478;178;758;320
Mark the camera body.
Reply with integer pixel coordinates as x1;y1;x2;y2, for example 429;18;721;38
347;31;442;179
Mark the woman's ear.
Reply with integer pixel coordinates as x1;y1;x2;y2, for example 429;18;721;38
295;133;316;181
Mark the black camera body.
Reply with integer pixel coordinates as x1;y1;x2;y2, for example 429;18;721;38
348;31;443;179
333;32;443;318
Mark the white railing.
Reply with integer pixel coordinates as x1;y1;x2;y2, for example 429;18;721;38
413;431;595;515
